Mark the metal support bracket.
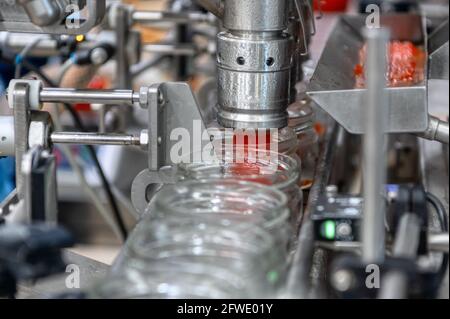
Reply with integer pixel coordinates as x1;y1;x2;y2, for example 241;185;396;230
131;82;208;216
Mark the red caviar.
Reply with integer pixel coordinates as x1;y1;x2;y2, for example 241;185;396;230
219;129;282;186
354;41;425;88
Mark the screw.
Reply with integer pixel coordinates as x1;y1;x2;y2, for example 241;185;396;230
332;270;355;292
326;185;339;196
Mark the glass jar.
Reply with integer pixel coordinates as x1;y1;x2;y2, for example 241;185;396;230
288;99;319;190
89;267;247;299
119;219;285;297
146;180;291;244
206;124;302;168
176;147;303;229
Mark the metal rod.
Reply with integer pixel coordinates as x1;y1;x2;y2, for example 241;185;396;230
0;32;57;57
40;88;136;105
132;11;213;24
379;214;421;299
51;132;140;146
116;5;132;89
417;116;449;145
0;32;94;57
361;28;390;264
142;44;197;56
429;233;449;253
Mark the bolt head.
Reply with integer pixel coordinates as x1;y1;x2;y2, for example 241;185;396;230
29;119;50;149
139;87;149;109
139;130;149;150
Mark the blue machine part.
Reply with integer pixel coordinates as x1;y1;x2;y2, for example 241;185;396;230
0;157;15;202
0;62;16;201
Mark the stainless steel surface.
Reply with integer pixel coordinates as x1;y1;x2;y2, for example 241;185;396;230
138;82;208;171
132;10;213;25
18;0;63;27
40;88;135;105
142;43;197;56
418;115;449;144
428;20;449;80
223;0;288;31
131;168;175;216
28;111;52;150
215;0;294;129
50;132;141;146
361;28;389;264
216;31;293;129
115;4;132;89
0;30;133;58
307;14;429;134
12;82;31;200
0;32;57;56
429;233;449;253
130;82;207;215
22;146;58;223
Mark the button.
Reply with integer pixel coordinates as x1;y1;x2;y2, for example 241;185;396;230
336;223;352;237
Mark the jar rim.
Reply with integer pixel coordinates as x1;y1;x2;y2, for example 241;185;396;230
130;219;278;257
177;147;300;190
152;179;290;230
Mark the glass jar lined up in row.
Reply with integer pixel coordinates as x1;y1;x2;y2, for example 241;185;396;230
90;180;293;299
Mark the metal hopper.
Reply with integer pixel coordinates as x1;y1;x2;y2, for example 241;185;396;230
307;14;429;134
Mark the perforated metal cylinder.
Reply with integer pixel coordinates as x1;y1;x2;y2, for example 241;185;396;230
216;0;293;129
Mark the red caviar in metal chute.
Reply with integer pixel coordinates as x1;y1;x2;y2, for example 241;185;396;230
354;41;425;88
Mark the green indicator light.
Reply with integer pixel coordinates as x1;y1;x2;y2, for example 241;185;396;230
267;271;279;284
321;220;336;240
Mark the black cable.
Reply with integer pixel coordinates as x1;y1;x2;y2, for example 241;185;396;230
1;54;128;240
427;192;449;232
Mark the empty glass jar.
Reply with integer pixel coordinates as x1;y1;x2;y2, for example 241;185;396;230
89;266;247;299
176;147;303;229
145;180;291;243
118;219;285;298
